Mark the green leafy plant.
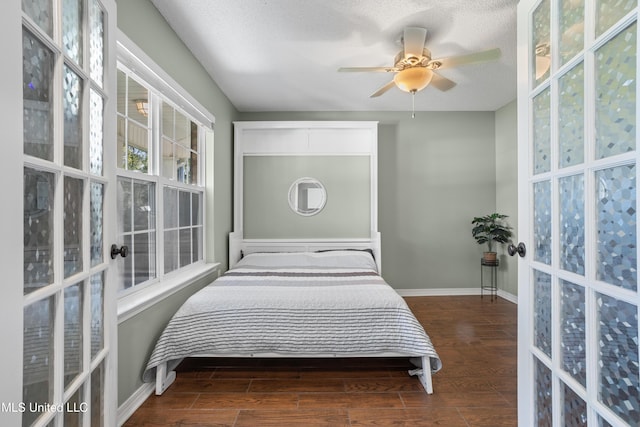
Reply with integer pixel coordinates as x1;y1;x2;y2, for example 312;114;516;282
471;213;513;253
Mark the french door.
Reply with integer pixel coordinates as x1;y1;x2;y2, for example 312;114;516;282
517;0;639;425
1;0;117;425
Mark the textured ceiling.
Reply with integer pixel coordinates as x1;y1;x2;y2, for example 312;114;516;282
150;0;517;112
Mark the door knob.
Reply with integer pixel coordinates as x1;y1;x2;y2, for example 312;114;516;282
508;242;526;258
110;244;129;259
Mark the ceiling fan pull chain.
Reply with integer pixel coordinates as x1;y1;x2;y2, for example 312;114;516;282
411;90;416;118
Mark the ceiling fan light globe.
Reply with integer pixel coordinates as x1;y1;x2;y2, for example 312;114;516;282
393;68;433;93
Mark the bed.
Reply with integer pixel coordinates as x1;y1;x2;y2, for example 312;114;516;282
143;121;442;395
143;249;441;395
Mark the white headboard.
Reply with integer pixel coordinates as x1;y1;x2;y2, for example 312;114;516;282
230;121;380;271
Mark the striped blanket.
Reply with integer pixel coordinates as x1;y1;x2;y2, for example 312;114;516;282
143;251;441;382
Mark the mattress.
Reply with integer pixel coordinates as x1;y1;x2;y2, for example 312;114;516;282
143;250;441;382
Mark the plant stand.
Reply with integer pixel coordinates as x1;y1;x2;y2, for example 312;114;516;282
480;258;499;302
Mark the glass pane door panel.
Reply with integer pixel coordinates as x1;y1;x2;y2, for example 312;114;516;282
24;168;55;294
562;382;588;426
595;22;636;159
23;297;54;427
90;273;103;358
533;88;551;174
534;269;552;357
20;0;113;424
520;0;639;425
536;358;553;425
597;293;639;424
63;65;83;169
559;174;585;275
560;280;586;386
23;29;54;161
90;182;104;266
63;0;83;66
534;180;552;264
91;362;104;427
559;63;585;168
64;385;83;427
532;0;551;85
559;0;585;65
64;177;84;278
64;282;83;388
596;0;638;36
22;0;53;36
595;164;636;291
90;89;104;175
89;0;104;87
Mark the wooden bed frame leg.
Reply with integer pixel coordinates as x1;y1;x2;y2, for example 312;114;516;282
155;362;176;395
408;356;434;394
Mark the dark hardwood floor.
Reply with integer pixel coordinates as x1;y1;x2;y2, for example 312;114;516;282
124;296;518;426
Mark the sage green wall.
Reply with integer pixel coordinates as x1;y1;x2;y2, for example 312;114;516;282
116;0;237;406
244;156;371;238
495;100;519;296
239;111;497;290
117;272;218;405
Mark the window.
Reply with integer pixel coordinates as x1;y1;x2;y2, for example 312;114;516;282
115;53;211;297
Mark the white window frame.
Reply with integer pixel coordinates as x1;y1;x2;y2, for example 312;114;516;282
115;31;217;322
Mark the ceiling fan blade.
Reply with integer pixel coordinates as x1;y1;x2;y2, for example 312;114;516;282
403;27;427;59
370;80;397;98
338;66;398;73
430;73;457;91
433;48;501;70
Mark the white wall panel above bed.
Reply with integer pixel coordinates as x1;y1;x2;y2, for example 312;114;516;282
238;122;377;155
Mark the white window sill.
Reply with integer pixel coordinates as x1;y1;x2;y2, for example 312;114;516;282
117;262;221;323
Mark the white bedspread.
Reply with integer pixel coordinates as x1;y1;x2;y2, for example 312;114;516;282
143;251;442;382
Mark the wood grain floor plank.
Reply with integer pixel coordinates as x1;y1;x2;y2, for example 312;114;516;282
458;406;519;426
248;378;346;393
297;392;404;409
234;409;350;427
168;378;252;393
192;392;299;410
123;409;239;427
348;408;469;426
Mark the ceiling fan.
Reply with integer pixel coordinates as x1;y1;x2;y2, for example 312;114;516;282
339;27;501;99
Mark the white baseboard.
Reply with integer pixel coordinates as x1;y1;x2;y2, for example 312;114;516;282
396;288;481;297
497;289;518;304
397;287;517;304
117;382;154;426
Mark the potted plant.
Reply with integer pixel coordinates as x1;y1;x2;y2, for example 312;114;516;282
471;213;513;262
